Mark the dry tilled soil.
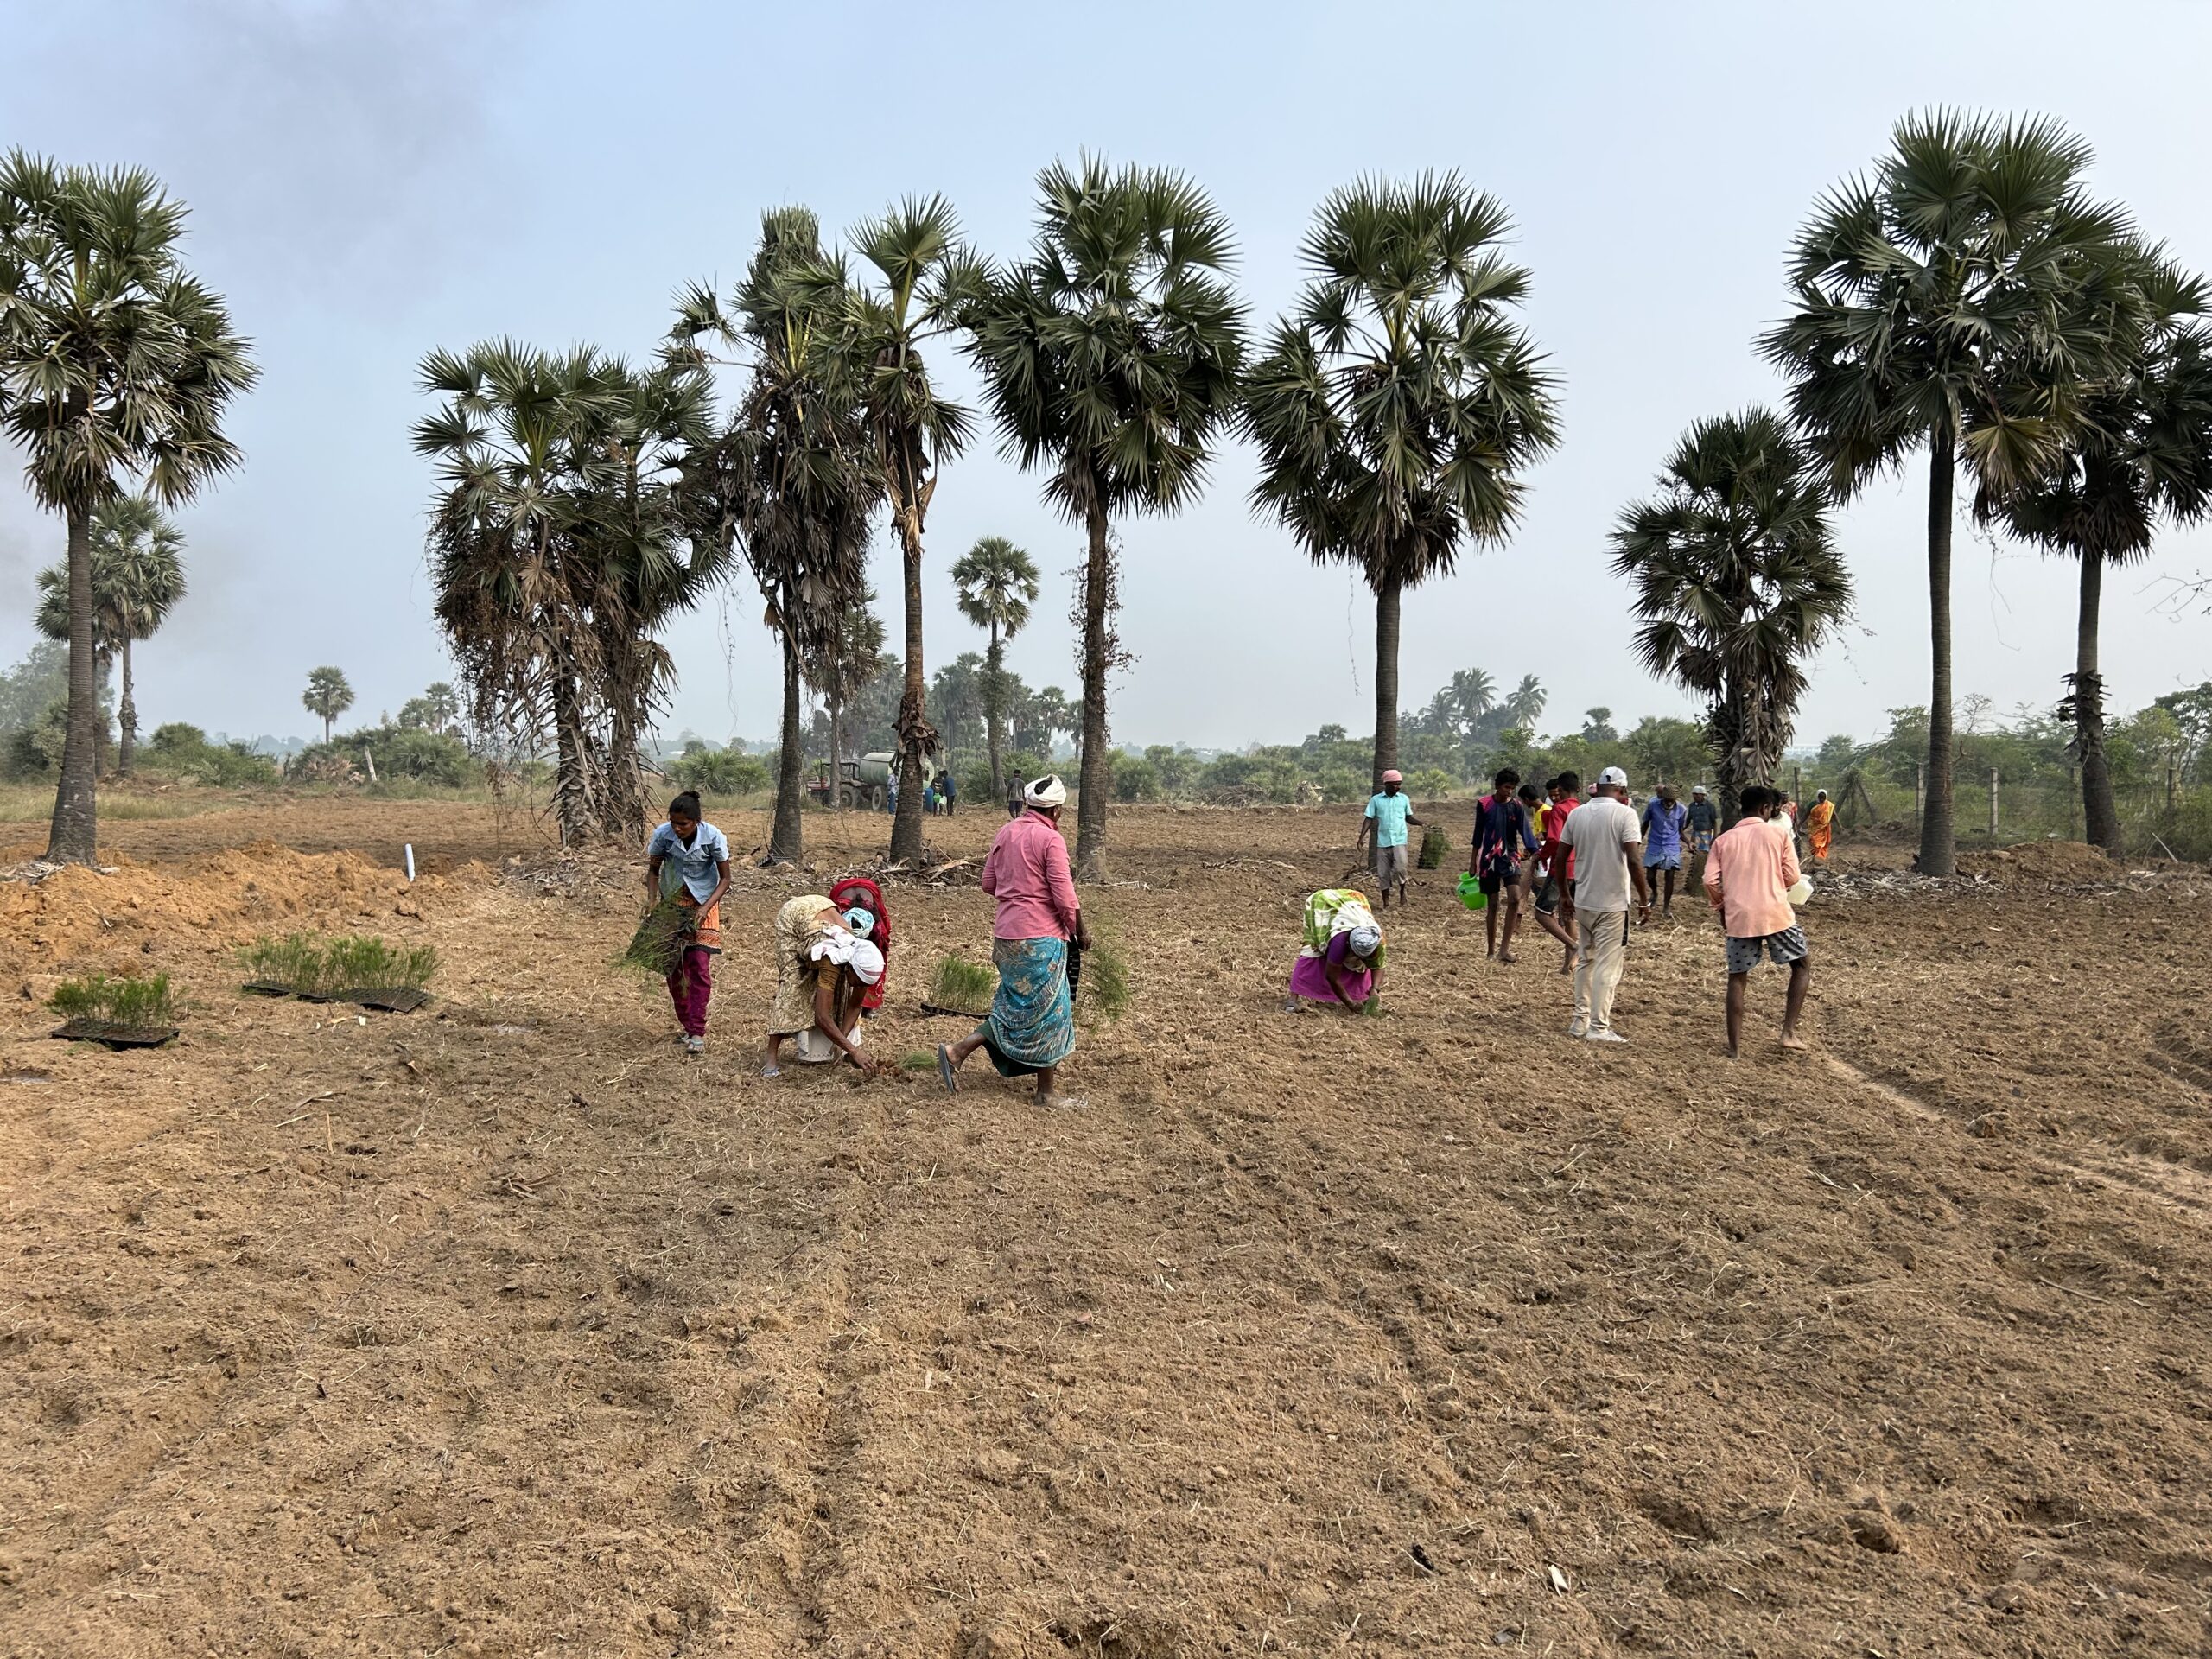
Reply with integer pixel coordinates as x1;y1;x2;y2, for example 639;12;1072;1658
1;799;2209;1656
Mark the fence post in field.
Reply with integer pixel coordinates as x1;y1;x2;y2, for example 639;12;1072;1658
1914;763;1924;832
1989;768;1999;839
2171;765;2180;814
2068;766;2080;840
1792;764;1802;809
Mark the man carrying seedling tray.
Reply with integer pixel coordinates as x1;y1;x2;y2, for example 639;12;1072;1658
643;791;729;1055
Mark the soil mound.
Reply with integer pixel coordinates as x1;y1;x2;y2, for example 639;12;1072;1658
1958;840;2114;883
0;841;455;972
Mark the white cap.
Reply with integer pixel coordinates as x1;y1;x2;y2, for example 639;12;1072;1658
849;940;884;985
1599;766;1629;788
1025;774;1068;807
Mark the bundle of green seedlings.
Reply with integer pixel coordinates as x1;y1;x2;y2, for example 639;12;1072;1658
1074;925;1130;1024
623;898;694;977
928;951;997;1016
50;972;180;1034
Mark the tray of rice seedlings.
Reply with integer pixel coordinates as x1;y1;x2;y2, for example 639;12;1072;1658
922;950;997;1018
238;933;327;997
320;936;438;1012
50;973;181;1048
621;897;695;977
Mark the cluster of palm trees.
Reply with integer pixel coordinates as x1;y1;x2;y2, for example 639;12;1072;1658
415;342;726;844
1610;112;2212;866
550;160;1555;876
12;118;2205;874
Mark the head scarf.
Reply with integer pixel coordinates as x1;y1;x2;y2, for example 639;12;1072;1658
1347;925;1382;958
1380;769;1403;785
848;940;884;985
842;906;876;938
1025;774;1068;808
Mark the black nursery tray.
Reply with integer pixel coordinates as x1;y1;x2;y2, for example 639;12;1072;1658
241;980;295;997
53;1020;180;1050
334;986;432;1014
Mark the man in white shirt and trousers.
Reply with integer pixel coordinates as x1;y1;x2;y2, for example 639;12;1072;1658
1558;765;1652;1043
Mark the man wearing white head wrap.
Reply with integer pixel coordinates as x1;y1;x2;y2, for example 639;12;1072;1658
938;773;1089;1104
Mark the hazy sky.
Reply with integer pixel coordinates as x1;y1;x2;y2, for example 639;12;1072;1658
5;0;2211;751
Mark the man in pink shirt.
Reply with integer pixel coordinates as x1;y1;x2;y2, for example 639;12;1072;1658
938;774;1090;1105
1704;784;1811;1058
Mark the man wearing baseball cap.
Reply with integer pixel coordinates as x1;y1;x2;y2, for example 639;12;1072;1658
1357;769;1423;910
1556;765;1652;1041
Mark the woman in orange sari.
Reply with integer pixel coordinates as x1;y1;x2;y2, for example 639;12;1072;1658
1805;790;1835;863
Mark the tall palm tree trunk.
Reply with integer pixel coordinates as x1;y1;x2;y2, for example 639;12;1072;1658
2075;549;2120;852
986;619;1006;801
550;671;597;848
890;499;929;865
118;637;137;779
829;691;844;811
1921;427;1958;875
608;695;646;842
46;501;99;865
1372;573;1403;789
771;628;805;862
1075;491;1113;880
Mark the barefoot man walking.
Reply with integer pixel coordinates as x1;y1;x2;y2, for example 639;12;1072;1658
939;774;1090;1106
1705;784;1812;1058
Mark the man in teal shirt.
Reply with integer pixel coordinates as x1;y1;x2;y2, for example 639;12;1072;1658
1357;768;1423;909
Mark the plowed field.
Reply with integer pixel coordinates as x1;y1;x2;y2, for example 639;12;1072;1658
3;798;2208;1656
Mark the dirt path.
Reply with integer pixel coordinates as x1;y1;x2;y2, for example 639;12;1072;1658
2;805;2208;1655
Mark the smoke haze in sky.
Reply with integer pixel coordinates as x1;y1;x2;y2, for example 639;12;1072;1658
4;0;2211;751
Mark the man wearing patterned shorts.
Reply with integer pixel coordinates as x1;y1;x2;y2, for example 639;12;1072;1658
1703;784;1811;1058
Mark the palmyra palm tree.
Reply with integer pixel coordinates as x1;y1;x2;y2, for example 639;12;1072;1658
1983;250;2212;852
1611;408;1854;823
807;197;982;862
670;207;879;862
0;149;256;861
1761;111;2136;874
302;665;354;745
951;535;1040;797
416;340;622;843
968;156;1248;878
1244;174;1560;789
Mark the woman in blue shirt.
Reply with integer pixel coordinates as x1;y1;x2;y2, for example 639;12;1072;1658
644;791;731;1053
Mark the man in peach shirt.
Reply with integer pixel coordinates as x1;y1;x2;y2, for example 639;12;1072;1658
1704;784;1811;1058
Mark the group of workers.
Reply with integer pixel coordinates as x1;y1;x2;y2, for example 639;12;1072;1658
638;759;1831;1090
1324;764;1822;1052
641;775;1089;1103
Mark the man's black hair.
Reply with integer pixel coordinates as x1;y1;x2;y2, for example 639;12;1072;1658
1739;785;1771;816
669;791;702;819
1516;780;1541;803
1556;771;1580;796
1494;766;1520;789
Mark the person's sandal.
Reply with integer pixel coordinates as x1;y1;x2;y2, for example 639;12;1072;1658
936;1044;960;1095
